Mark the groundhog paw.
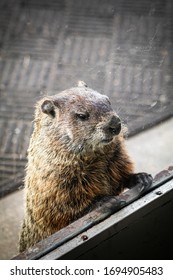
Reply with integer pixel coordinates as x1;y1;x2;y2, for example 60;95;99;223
128;172;153;194
97;197;126;216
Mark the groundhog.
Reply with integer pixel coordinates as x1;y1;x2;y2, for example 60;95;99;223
19;82;152;252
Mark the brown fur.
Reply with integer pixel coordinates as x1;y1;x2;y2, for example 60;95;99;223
19;83;135;252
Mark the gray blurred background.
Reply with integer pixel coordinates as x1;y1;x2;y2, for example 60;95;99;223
0;0;173;259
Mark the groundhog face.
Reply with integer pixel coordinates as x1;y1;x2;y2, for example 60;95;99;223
40;85;121;153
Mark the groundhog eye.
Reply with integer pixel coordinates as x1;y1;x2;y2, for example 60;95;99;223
76;112;89;121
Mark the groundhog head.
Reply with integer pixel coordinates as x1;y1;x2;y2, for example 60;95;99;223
37;82;122;154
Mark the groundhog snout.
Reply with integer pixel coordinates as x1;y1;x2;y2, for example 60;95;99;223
102;115;121;136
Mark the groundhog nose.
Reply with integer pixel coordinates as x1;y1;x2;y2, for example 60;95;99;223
108;115;121;135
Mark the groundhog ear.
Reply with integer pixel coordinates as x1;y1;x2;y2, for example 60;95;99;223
77;81;88;87
41;100;55;117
